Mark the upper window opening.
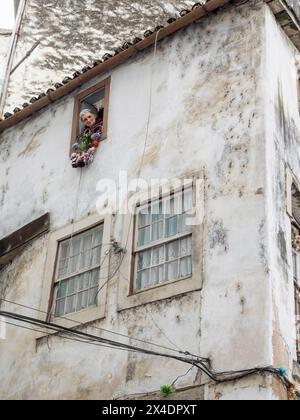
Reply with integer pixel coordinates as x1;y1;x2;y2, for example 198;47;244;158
70;78;110;168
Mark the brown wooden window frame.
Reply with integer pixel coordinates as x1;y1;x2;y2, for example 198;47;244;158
70;77;111;153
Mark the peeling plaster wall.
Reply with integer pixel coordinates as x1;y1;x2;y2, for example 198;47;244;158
0;1;281;400
286;0;300;21
0;30;12;94
264;6;300;387
4;0;196;113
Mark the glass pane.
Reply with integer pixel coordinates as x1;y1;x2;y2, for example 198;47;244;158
180;257;192;277
150;265;164;285
79;249;92;270
91;245;102;266
166;240;179;261
165;216;178;237
91;268;100;287
183;189;193;211
57;280;68;299
92;227;103;247
60;242;70;261
151;221;163;242
78;271;90;291
70;237;81;258
137;269;150;290
76;290;88;311
152;246;165;265
82;232;93;251
138;226;150;246
67;277;78;295
55;298;65;317
166;261;178;281
152;201;163;222
138;210;151;228
88;287;98;306
178;214;188;234
138;250;151;271
58;259;67;278
180;236;192;257
65;295;77;315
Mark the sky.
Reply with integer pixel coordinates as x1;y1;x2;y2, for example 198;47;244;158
0;0;15;30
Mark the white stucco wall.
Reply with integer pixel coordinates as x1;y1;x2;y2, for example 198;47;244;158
264;5;300;379
0;1;296;400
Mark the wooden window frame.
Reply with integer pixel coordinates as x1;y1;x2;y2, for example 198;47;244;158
131;190;193;294
70;77;111;153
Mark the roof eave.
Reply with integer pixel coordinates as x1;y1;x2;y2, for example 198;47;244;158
0;0;231;134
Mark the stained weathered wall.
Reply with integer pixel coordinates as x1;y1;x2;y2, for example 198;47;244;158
286;0;300;21
0;1;295;400
4;0;196;113
264;5;300;381
0;29;12;97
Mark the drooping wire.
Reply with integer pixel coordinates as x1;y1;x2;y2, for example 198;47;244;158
0;297;204;359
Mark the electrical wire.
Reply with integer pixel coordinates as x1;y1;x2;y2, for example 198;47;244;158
0;310;207;366
0;297;204;359
1;310;299;399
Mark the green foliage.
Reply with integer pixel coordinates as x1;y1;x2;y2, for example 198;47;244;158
77;134;92;153
160;385;173;396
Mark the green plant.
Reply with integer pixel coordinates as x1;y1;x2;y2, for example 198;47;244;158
160;385;173;396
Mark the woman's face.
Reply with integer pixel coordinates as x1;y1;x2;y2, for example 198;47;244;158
82;112;96;127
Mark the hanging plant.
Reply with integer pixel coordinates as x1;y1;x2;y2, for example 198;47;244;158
70;131;101;168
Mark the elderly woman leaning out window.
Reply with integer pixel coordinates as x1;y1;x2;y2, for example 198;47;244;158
70;108;104;169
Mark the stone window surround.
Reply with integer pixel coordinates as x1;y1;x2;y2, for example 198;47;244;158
117;173;204;311
38;212;112;335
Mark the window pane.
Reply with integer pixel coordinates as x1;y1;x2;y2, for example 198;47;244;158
166;261;178;281
67;277;78;295
138;226;150;246
92;227;103;247
91;245;102;266
180;236;192;257
152;201;163;222
151;221;163;242
88;287;98;306
152;246;164;265
150;265;164;285
180;257;192;277
91;268;100;287
76;290;88;311
58;259;68;278
138;210;151;228
57;280;68;299
55;298;65;317
65;295;77;315
78;271;90;290
165;216;178;237
70;237;81;258
137;269;150;289
138;250;151;271
183;189;193;211
166;240;179;261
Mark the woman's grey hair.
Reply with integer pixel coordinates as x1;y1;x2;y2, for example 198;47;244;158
80;108;97;121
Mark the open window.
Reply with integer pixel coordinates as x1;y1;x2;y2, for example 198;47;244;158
70;77;110;154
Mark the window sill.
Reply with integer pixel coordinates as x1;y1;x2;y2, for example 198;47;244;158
35;305;105;341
